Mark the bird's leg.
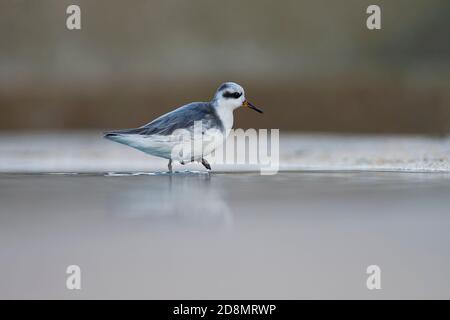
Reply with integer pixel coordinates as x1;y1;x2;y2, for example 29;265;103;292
201;158;211;170
168;159;173;173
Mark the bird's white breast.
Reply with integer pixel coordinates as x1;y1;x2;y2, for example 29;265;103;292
215;105;234;137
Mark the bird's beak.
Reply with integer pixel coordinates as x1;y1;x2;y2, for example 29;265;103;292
243;100;263;114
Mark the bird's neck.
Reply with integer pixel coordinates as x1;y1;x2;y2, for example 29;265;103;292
213;102;234;134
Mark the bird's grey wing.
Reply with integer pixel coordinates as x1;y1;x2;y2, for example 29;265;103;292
105;102;223;137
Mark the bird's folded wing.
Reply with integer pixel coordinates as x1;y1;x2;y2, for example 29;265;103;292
104;102;223;137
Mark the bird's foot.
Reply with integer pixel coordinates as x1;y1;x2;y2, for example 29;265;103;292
201;158;211;170
168;159;173;173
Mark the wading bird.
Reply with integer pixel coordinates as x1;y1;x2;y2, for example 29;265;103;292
104;82;263;172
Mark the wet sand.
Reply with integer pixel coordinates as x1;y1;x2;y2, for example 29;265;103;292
1;171;450;299
1;131;450;173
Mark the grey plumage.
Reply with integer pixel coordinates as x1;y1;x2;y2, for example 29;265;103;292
104;102;224;138
103;81;259;172
217;83;233;92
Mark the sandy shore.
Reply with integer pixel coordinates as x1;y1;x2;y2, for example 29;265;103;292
0;131;449;172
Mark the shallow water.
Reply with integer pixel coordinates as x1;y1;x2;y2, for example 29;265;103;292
1;171;450;299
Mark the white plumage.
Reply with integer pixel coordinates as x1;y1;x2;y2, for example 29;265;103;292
104;82;263;171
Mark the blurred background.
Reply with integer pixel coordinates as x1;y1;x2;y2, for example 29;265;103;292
2;1;450;300
1;0;449;134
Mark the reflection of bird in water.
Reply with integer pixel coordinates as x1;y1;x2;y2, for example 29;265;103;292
104;82;263;172
106;173;233;226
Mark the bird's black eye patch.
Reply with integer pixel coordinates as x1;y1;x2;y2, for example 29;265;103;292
223;91;242;99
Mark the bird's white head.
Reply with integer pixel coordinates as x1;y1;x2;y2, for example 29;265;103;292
212;82;263;114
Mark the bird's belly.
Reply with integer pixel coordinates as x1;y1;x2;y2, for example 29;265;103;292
175;129;226;161
116;135;175;159
117;130;227;161
200;129;227;158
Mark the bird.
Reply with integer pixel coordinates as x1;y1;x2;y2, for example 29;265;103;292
104;82;263;172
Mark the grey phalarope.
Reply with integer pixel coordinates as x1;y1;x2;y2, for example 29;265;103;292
104;82;263;172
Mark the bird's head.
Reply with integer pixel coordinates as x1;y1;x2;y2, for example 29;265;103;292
213;82;263;114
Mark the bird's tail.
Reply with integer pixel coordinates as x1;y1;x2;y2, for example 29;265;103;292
103;131;119;138
103;126;142;139
103;131;127;143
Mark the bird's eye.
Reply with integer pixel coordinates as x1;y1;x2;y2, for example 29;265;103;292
223;91;242;99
